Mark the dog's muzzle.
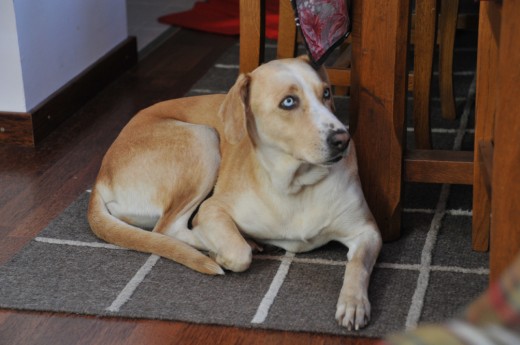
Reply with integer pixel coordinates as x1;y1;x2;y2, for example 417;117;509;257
326;129;350;164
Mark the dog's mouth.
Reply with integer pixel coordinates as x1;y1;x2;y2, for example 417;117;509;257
323;155;344;166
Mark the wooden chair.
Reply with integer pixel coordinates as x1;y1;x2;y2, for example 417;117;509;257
240;0;488;249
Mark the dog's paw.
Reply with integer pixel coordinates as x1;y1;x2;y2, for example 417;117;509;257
335;294;371;331
212;246;252;273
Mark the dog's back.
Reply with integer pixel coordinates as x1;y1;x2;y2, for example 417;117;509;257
88;95;226;275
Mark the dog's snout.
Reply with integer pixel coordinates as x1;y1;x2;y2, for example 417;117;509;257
327;129;350;155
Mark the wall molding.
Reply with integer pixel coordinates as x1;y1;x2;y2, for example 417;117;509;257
0;37;137;147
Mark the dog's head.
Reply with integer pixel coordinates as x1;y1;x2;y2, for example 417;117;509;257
218;56;349;166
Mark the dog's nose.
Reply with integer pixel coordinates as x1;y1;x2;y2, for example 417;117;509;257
327;129;350;156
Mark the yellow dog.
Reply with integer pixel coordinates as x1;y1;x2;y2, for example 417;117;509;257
88;56;381;330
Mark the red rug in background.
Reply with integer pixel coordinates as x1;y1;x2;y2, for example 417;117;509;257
158;0;280;40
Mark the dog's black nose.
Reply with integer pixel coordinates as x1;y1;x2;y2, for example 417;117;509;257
327;129;350;156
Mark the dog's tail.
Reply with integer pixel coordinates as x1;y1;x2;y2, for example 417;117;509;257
87;187;224;275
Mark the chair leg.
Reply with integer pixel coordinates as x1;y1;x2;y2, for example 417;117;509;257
472;1;498;253
438;0;459;121
412;0;436;149
277;0;297;59
239;0;265;74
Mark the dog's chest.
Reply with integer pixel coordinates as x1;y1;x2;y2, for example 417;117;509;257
230;187;340;244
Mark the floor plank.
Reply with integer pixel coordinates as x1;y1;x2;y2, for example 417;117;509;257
0;29;377;344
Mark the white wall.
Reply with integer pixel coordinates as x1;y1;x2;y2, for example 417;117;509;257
0;0;26;112
0;0;128;113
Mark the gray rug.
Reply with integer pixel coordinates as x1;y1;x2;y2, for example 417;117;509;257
0;30;488;337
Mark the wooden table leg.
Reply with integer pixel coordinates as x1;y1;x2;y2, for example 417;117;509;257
350;0;410;242
239;0;265;74
489;0;520;283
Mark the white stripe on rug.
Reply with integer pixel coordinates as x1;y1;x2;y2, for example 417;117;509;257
379;262;488;275
34;237;126;250
431;266;489;275
253;255;488;275
405;183;450;330
255;255;346;267
404;75;477;330
251;251;295;324
215;63;239;69
406;127;475;134
106;254;160;312
403;208;472;216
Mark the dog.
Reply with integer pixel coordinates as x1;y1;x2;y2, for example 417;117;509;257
88;56;382;330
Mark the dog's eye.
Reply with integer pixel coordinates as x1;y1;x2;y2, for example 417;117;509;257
280;96;298;110
323;88;331;100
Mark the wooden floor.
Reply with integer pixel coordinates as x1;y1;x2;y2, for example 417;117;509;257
0;30;376;345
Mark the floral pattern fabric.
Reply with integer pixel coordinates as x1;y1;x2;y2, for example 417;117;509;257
291;0;350;64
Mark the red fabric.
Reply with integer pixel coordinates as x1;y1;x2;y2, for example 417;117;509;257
158;0;280;40
292;0;350;64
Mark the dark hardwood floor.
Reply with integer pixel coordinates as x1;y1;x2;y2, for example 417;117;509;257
0;29;377;345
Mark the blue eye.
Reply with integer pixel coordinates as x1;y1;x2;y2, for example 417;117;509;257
323;88;331;100
280;96;298;110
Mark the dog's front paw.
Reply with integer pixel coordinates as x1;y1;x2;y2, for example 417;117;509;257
335;294;371;331
212;246;252;273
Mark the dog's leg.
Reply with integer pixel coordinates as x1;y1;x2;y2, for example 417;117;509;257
192;201;252;272
156;191;214;251
148;186;217;262
154;127;220;252
336;226;381;330
154;206;209;251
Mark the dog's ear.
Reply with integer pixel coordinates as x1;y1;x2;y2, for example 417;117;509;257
297;54;312;64
218;73;250;145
